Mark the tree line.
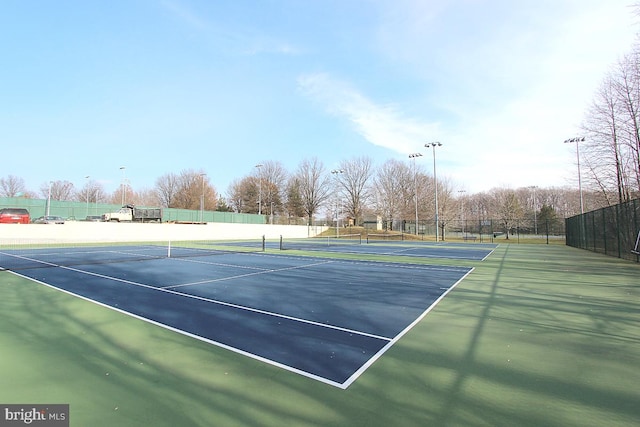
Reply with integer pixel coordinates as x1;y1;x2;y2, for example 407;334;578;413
0;156;602;237
580;18;640;204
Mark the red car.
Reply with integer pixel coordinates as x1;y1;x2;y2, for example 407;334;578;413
0;208;31;224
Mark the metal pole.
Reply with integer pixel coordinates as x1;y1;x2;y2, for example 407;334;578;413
331;169;344;237
85;175;90;218
200;173;206;223
409;153;422;235
119;166;126;205
564;137;585;214
576;142;584;214
255;164;263;215
426;142;442;241
529;185;538;235
47;181;52;216
458;189;466;236
434;146;438;241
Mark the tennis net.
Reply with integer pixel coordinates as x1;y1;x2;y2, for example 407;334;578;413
0;237;265;271
279;234;362;251
366;233;404;243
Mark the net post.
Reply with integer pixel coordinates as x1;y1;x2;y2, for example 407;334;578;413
280;235;283;250
262;235;266;252
167;240;171;258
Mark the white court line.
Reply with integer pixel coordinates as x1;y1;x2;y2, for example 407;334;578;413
0;251;60;269
26;261;392;343
167;255;270;271
5;268;352;389
341;266;475;389
164;259;336;289
4;249;473;389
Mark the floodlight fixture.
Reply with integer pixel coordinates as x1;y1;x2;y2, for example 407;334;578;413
408;153;423;235
119;166;126;205
564;136;585;214
424;142;443;241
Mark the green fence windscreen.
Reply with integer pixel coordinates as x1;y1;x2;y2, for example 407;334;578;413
0;197;265;224
566;198;640;262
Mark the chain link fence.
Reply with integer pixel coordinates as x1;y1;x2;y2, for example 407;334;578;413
566;198;640;262
360;217;566;243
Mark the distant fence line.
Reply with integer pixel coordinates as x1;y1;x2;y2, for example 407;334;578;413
330;217;566;243
565;198;640;262
0;197;307;226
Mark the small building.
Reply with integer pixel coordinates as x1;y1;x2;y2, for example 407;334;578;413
362;215;382;231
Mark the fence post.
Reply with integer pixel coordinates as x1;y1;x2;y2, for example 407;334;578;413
546;219;549;244
617;203;622;259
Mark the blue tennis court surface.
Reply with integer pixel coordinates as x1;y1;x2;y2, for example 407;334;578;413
2;247;475;388
277;238;497;260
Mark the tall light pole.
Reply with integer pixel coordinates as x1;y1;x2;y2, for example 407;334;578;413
564;137;585;214
529;185;538;235
200;173;206;223
255;163;263;215
119;166;126;205
426;142;442;241
409;153;423;235
331;169;344;237
46;181;53;216
458;189;466;235
85;175;90;218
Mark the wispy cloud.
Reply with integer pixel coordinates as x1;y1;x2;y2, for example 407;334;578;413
362;0;640;191
161;0;301;56
161;0;210;32
297;72;440;154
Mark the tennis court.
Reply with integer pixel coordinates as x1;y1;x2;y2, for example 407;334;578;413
2;241;639;427
0;242;473;388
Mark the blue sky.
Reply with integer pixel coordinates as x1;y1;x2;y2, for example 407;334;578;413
1;0;638;197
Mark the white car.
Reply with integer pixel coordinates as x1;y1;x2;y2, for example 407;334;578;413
33;216;65;224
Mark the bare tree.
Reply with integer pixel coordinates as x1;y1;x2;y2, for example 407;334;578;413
335;156;374;226
581;50;640;204
171;169;216;210
255;160;288;217
136;187;162;206
467;192;491;233
374;159;413;231
40;180;75;201
612;52;640;198
76;179;107;205
433;177;456;240
294;157;331;225
110;183;136;205
490;188;524;239
155;172;180;208
0;175;28;197
227;178;250;213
